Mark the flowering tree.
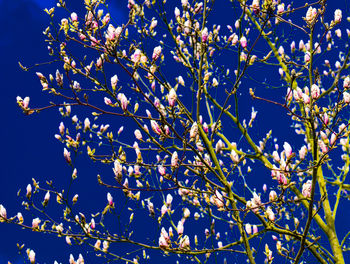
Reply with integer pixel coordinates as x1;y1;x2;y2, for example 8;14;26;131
3;0;350;263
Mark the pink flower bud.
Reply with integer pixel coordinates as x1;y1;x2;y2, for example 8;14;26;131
171;151;178;167
32;217;41;228
269;190;277;201
107;192;113;205
71;12;78;22
305;7;317;25
283;142;293;159
158;165;166;176
59;122;65;135
134;129;143;140
84;118;90;131
111;75;118;89
344;77;350;89
159;235;169;248
343;92;350;103
177;220;184;235
26;184;32;199
334;9;342;24
104;97;112;105
28;250;36;264
240;36;247;48
168;88;177;107
302;180;312;198
190;122;198;139
299;145;308;160
266;207;275;221
64;148;71;163
151;120;162;135
253;225;258;234
174;7;180;17
0;205;6;221
201;27;209;43
183;208;190;218
311;84;320;99
152;46;162;60
330;133;337;145
263;184;267;192
44;191;50;203
161;204;168;216
245;223;252;235
117;93;128;111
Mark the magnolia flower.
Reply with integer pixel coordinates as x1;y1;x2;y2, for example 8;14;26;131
253;225;258;234
201;27;209;43
290;41;295;53
240;36;247;48
166;194;173;206
190;122;198;139
131;49;142;63
251;0;260;12
230;149;239;163
17;212;23;223
177;220;184;235
134;129;143;140
335;29;342;38
168;88;177;107
113;160;123;182
344;92;350;104
334;9;342;24
174;7;180;17
161;204;168;216
311;84;320;99
32;217;41;229
159;235;169;248
215;139;225;153
179;235;190;248
64;148;71;163
84;118;90;131
104;97;112;105
330;133;337;146
26;184;32;199
299;145;308;160
28;250;35;264
302;180;312;198
151;120;162;135
178;75;185;86
266;207;275;221
269;190;277;201
43;191;50;204
0;205;6;221
245;223;252;235
71;12;78;22
305;7;317;24
150;19;158;30
158;165;166;176
183;208;190;218
171;151;178;167
152;46;162;60
344;77;350;89
194;212;200;220
117;93;128;111
283;142;293;159
111;75;118;89
94;240;101;250
107;192;113;205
